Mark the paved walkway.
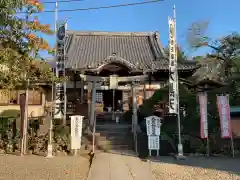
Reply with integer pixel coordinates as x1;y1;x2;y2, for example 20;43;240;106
87;152;153;180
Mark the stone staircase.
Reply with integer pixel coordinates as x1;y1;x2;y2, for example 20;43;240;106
94;123;134;152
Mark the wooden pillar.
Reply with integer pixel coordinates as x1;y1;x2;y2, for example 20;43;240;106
137;90;143;106
143;84;147;100
80;77;84;103
90;81;96;126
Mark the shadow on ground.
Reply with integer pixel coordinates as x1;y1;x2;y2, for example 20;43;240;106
149;155;240;176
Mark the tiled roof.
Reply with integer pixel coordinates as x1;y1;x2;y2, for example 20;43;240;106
64;31;196;72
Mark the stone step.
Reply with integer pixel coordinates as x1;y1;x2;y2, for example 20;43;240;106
84;143;132;150
104;135;131;141
95;125;131;132
99;144;132;151
95;131;130;136
97;139;132;146
97;134;133;142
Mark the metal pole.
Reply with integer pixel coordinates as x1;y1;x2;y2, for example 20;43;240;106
230;135;235;158
47;0;58;158
174;5;183;157
63;21;67;125
92;113;96;154
46;80;54;158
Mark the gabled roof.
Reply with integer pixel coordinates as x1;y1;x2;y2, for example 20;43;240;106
64;31;196;72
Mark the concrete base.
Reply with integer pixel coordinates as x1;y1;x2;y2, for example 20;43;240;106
46;144;53;158
175;154;187;160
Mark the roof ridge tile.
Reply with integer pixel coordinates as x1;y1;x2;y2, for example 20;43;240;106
67;30;153;36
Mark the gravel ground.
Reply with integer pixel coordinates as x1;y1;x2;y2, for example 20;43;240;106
0;154;90;180
151;157;240;180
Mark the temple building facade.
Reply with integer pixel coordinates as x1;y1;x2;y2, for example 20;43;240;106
54;31;198;122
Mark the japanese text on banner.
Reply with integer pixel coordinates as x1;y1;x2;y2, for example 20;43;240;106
217;95;232;138
168;17;178;114
54;21;66;119
198;93;208;139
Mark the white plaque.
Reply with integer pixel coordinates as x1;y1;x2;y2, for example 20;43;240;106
110;75;118;89
145;116;162;136
148;136;160;150
70;115;84;150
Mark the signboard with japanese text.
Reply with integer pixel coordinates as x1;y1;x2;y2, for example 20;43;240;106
168;17;178;114
70;115;84;150
148;136;160;150
54;21;67;119
145;115;162;136
146;116;162;153
198;93;208;139
217;95;232;138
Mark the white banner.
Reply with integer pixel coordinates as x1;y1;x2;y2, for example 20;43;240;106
54;21;67;119
198;93;208;139
146;116;162;136
217;95;232;138
70;115;84;150
168;17;178;113
148;135;160;150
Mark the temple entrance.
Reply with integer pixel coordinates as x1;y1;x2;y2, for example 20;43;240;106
103;90;122;112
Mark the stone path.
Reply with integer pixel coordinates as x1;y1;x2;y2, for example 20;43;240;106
87;152;153;180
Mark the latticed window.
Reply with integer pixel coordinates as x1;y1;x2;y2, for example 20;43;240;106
96;91;103;103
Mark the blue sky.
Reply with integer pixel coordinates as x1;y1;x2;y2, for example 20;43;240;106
38;0;240;58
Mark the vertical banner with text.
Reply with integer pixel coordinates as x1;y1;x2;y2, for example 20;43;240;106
198;93;208;139
168;17;178;114
54;21;67;119
217;95;232;138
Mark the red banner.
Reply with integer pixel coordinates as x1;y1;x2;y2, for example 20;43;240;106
216;95;232;138
198;93;208;139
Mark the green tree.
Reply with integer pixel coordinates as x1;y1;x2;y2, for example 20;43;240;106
186;21;240;78
0;0;56;89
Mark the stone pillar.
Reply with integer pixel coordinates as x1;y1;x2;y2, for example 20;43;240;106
132;83;138;154
87;85;91;119
90;81;96;126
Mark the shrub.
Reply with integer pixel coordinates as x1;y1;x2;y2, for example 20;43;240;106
53;125;71;153
0;109;20;118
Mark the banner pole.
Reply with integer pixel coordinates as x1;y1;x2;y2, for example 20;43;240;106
206;137;210;157
230;134;235;158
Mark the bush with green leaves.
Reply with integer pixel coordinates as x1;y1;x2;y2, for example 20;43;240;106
53;125;71;154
